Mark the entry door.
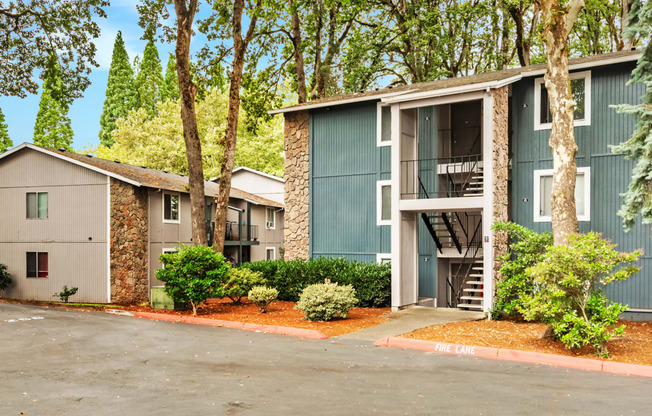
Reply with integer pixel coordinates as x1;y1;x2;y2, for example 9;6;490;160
418;253;437;299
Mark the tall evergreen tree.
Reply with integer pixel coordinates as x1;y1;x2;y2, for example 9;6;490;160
612;0;652;230
99;31;140;147
0;103;12;153
33;55;74;151
135;40;164;117
161;54;179;102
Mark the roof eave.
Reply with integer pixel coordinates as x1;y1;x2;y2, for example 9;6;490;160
268;90;417;115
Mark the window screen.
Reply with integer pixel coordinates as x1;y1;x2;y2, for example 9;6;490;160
381;106;391;142
381;185;391;221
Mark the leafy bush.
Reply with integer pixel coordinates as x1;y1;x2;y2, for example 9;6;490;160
241;257;390;307
220;268;266;303
248;285;279;313
53;285;78;303
522;232;641;356
295;279;357;321
0;263;11;291
156;245;230;316
490;222;553;319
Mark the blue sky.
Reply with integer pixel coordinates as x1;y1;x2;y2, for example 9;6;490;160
2;1;211;152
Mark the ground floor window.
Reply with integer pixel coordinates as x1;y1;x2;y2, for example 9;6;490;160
377;180;391;226
376;253;391;264
534;167;590;222
26;252;48;278
266;247;276;261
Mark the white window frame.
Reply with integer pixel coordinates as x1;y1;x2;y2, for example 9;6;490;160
377;180;392;226
376;253;391;264
162;192;180;224
266;247;276;260
534;70;591;131
161;248;178;269
26;191;48;219
533;167;591;222
265;207;276;230
377;103;391;147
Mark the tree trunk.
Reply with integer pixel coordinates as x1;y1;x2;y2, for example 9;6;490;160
622;0;633;50
509;6;531;66
174;0;207;246
213;0;258;254
289;0;307;104
540;0;584;246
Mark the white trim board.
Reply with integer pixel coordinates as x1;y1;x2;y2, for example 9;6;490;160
376;103;391;147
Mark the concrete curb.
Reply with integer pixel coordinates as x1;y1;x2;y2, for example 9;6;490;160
373;337;652;378
133;311;328;340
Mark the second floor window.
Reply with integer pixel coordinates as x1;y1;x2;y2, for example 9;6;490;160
163;193;180;223
534;71;591;130
266;207;276;229
26;192;48;219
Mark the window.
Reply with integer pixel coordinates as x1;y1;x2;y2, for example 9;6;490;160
26;252;48;278
377;180;391;225
163;193;180;223
376;253;391;264
266;207;276;229
377;103;391;147
534;71;591;130
161;248;178;268
266;247;276;261
533;167;590;222
26;192;48;219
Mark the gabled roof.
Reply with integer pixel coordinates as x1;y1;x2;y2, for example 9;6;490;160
231;166;285;183
270;49;642;114
0;143;284;208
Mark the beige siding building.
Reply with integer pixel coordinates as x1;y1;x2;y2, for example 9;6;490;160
0;144;284;304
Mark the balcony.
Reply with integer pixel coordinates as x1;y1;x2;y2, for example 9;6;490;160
400;154;483;199
206;221;259;246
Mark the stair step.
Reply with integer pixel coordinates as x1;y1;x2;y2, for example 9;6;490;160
468;274;483;278
458;303;484;310
460;295;483;301
463;288;484;293
466;280;483;285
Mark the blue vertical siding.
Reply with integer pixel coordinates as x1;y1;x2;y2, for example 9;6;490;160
511;62;652;309
310;102;390;263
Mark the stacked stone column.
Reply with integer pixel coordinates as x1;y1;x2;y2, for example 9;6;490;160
492;86;510;285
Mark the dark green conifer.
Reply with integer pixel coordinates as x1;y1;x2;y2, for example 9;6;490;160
0;104;12;153
161;53;179;102
135;40;164;117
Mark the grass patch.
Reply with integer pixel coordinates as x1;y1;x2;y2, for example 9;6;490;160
50;302;125;308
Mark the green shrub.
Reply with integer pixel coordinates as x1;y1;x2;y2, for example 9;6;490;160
295;279;357;321
156;245;230;316
248;286;279;313
241;257;390;307
490;222;553;319
220;268;266;303
0;263;11;292
53;285;78;302
522;232;641;357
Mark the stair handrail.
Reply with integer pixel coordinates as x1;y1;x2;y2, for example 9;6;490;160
452;219;483;305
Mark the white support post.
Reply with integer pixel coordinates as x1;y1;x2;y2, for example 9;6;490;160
482;92;495;313
390;103;402;310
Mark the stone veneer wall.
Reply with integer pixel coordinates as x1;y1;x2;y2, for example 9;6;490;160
283;110;310;260
110;178;149;303
492;86;510;284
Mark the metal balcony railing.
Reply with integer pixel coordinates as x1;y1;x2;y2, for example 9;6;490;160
225;221;259;242
401;154;483;199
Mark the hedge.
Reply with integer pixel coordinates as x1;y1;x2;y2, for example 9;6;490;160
239;257;391;308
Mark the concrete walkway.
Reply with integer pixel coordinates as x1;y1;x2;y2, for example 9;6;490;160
339;306;485;341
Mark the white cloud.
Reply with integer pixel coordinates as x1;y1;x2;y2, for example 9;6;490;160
94;22;143;70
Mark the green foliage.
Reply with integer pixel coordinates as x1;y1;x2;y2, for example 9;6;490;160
611;0;652;232
295;279;357;321
248;285;279;313
0;263;12;291
156;245;231;316
490;222;553;319
0;104;12;153
220;268;266;304
0;1;108;101
53;285;78;303
522;232;641;356
33;55;74;151
161;53;179;102
135;40;164;117
240;258;391;308
99;31;140;147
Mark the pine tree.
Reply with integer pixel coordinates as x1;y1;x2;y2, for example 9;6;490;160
135;40;164;117
611;0;652;231
33;55;74;151
99;31;140;147
161;53;179;102
0;104;12;153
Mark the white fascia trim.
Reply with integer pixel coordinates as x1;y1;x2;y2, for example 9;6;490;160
232;166;285;183
244;198;260;205
376;102;391;147
106;176;111;303
268;90;417;115
534;70;592;131
1;143;142;187
162;192;181;224
533;167;591;222
520;53;642;78
377;180;392;226
399;196;484;213
376;253;391;264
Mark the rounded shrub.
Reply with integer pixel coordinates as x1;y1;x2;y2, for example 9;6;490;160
221;268;266;303
248;285;279;313
0;263;11;292
295;279;357;322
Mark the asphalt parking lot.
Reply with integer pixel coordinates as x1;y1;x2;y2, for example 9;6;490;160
1;303;650;416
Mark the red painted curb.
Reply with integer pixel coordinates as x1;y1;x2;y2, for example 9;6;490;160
133;311;328;339
374;337;651;378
